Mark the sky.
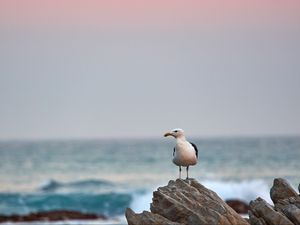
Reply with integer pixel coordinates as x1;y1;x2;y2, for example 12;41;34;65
0;0;300;139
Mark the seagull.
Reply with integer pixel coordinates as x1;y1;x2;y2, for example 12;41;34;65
164;128;198;179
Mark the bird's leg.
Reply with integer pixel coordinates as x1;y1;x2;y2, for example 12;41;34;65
179;166;182;179
186;166;189;180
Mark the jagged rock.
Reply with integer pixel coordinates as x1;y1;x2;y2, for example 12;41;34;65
275;199;300;225
285;197;300;209
127;178;300;225
249;197;293;225
126;179;249;225
126;208;182;225
270;178;298;204
248;211;267;225
275;196;300;225
249;178;300;225
225;199;250;214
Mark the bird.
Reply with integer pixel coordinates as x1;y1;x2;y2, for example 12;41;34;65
164;128;198;179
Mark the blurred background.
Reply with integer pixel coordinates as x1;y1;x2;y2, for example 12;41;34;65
0;0;300;224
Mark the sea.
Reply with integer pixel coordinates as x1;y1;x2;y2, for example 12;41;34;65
0;136;299;225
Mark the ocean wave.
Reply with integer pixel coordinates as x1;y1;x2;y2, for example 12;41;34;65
0;192;131;217
39;179;114;193
0;179;272;218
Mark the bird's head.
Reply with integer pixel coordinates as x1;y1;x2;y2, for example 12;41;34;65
164;128;185;139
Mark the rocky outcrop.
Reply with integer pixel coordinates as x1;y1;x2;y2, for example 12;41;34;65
275;199;300;225
249;178;300;225
126;179;249;225
249;197;293;225
270;178;299;204
126;178;300;225
0;210;106;223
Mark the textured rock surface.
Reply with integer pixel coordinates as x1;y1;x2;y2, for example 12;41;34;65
126;179;249;225
249;197;293;225
248;211;267;225
126;178;300;225
249;178;300;225
275;199;300;225
270;178;298;204
126;208;181;225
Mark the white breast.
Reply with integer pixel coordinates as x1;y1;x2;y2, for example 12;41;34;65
173;140;197;166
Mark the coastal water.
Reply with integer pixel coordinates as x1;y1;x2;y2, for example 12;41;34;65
0;137;299;224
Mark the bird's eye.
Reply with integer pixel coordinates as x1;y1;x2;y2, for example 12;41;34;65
174;130;178;133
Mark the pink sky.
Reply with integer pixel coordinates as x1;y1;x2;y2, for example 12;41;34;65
1;0;299;29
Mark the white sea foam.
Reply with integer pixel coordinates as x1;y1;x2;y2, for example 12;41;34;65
202;179;272;203
130;191;153;213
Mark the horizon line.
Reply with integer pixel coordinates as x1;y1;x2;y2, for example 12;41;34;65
1;133;300;142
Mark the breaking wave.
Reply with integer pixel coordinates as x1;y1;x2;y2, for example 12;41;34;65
39;179;114;193
0;192;131;217
0;179;271;218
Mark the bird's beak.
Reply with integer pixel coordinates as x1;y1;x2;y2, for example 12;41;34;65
164;132;172;137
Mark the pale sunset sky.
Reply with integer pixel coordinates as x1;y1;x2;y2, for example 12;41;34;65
0;0;299;139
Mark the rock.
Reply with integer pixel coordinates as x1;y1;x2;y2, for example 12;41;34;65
248;211;267;225
126;178;300;225
270;178;298;204
249;178;300;225
126;208;181;225
274;196;300;225
249;197;294;225
0;210;105;223
126;179;249;225
275;199;300;225
225;199;250;214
